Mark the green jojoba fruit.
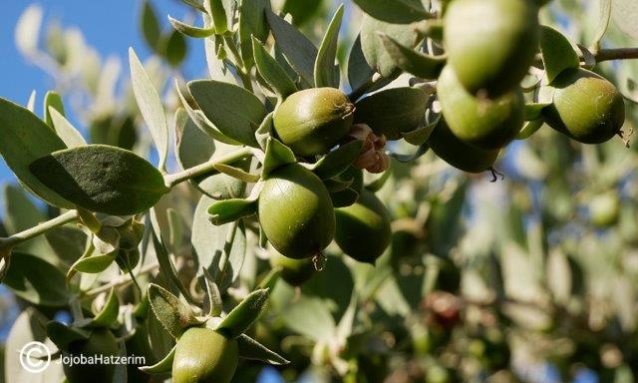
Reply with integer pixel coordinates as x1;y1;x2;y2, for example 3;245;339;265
334;189;392;264
270;248;318;286
444;0;540;97
588;191;620;228
259;163;335;259
542;68;625;144
172;327;238;383
63;328;119;383
428;120;500;173
437;65;525;150
273;87;355;156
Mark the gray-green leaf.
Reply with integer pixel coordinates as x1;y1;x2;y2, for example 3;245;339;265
352;0;430;24
237;334;290;365
148;283;202;339
379;33;445;79
252;37;297;99
539;26;580;84
3;252;70;307
217;289;269;338
314;4;344;88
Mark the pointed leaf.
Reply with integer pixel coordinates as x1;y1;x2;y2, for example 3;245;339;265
208;198;257;225
314;4;344;88
592;0;612;48
390;142;429;162
612;0;638;39
129;48;169;169
49;108;87;148
524;102;551;121
43;91;65;129
237;334;290;365
139;344;176;374
169;15;215;38
238;0;270;66
330;188;360;208
213;163;260;183
540;26;580;84
217;289;269;338
46;322;90;352
205;0;229;34
3;252;70;307
352;0;430;24
261;138;297;178
516;119;544;140
265;10;318;86
91;288;120;327
29;145;169;215
0;97;73;208
202;270;223;317
402;121;436;145
348;35;376;94
279;295;336;342
189;80;265;147
148;283;201;339
72;252;117;273
252;37;297;99
311;140;364;180
141;0;162;52
161;30;188;67
361;15;420;78
379;33;445;79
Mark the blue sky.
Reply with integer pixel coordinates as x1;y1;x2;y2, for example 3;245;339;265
0;0;207;215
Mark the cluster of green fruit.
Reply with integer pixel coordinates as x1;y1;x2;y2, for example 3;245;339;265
258;87;392;284
428;0;625;174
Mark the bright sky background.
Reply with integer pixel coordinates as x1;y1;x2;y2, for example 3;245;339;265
0;0;207;215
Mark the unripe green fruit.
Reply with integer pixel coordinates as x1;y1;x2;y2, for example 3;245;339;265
259;163;335;259
270;248;317;286
63;328;119;383
444;0;539;97
437;65;525;150
334;190;392;264
428;120;500;173
273;87;355;156
172;327;238;383
542;68;625;144
588;191;620;228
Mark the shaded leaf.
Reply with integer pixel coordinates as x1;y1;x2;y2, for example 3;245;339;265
189;80;265;147
330;188;360;208
348;35;376;95
237;334;290;365
282;0;323;26
516;119;544;140
72;252;117;274
161;30;188;67
0;97;73;208
540;26;580;84
29;144;169;216
4;252;70;307
266;10;318;87
252;37;297;99
217;289;269;338
314;4;344;88
311;140;364;180
361;15;420;78
261;138;297;178
238;0;270;67
352;0;429;24
390;142;429;162
208;198;257;225
45;321;90;351
139;344;176;374
402;121;437;145
141;0;162;52
148;283;201;339
279;294;336;342
202;271;223;317
379;34;445;79
129;48;169;169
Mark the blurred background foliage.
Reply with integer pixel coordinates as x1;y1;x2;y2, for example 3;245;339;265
2;0;638;382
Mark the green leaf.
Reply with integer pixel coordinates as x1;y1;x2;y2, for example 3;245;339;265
238;0;270;67
282;0;323;26
237;334;290;365
29;144;170;216
208;198;257;225
516;119;544;140
311;140;364;180
168;15;215;38
189;80;265;147
539;26;580;84
612;0;638;39
4;252;70;307
90;288;120;327
45;321;90;352
252;37;297;99
330;188;360;208
72;252;117;273
402;121;437;145
202;271;223;317
265;10;318;87
354;87;427;140
205;0;229;34
192;195;247;291
390;142;429;163
139;344;176;374
314;4;344;88
0;97;73;208
129;48;169;170
45;225;88;265
48;108;87;148
148;283;201;339
279;294;336;342
379;33;445;79
161;30;188;67
261;138;297;178
352;0;430;24
43;91;65;129
361;15;420;78
217;289;269;338
348;35;376;94
524;103;551;121
141;0;162;52
592;0;612;49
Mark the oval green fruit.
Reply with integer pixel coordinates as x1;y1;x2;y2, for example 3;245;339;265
270;247;317;286
172;327;238;383
437;65;524;150
63;328;119;383
428;119;500;173
273;87;354;156
259;163;335;259
334;190;392;264
444;0;539;97
542;68;625;144
588;191;620;228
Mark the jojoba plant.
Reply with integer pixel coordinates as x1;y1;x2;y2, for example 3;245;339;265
2;0;638;382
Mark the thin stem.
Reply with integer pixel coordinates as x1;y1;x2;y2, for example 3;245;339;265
83;262;160;297
2;210;79;249
164;147;253;188
594;48;638;62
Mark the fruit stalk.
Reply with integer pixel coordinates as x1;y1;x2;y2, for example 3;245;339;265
164;147;254;188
